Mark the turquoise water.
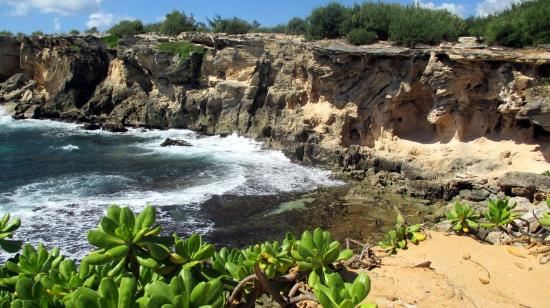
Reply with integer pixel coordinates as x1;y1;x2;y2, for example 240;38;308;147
0;106;340;257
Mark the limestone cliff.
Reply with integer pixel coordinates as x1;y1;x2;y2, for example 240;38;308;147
2;33;550;201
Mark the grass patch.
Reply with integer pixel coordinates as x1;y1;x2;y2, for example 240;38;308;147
156;41;205;63
101;35;119;49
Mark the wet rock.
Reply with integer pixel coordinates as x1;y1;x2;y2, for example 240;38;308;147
160;138;192;147
82;123;101;131
102;122;128;133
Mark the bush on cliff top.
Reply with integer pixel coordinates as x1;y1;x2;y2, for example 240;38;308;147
159;10;197;36
156;41;205;62
0;205;375;307
108;20;145;38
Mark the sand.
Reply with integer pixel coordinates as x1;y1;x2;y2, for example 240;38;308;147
364;231;550;308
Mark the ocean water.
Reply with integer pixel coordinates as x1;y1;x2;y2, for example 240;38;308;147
0;106;341;258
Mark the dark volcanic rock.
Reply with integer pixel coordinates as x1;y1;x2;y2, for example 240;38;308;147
160;138;192;147
102;122;128;133
82;123;101;131
499;172;550;201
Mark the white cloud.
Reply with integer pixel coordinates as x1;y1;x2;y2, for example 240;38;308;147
0;0;101;16
86;12;134;30
53;17;61;32
476;0;524;17
414;1;466;17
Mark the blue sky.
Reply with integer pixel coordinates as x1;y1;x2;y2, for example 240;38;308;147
0;0;522;34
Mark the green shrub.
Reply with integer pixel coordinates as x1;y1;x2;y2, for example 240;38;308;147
31;31;45;36
84;27;99;34
388;5;462;46
159;10;196;36
287;17;307;35
208;16;254;34
305;2;350;40
69;29;80;35
347;28;378;45
484;0;550;47
0;31;13;37
144;22;161;33
156;41;205;63
0;205;375;307
101;35;119;49
108;20;144;38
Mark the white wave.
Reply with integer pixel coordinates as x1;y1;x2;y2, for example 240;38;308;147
59;144;79;151
0;111;343;259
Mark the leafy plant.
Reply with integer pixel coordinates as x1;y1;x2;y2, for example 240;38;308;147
481;198;519;230
308;269;375;308
379;214;426;254
0;213;22;253
446;202;480;233
290;228;353;271
101;35;119;49
136;269;224;308
538;198;550;229
346;28;378;45
0;205;372;307
156;42;205;63
84;205;171;277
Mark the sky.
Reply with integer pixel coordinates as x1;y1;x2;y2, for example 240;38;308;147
0;0;524;34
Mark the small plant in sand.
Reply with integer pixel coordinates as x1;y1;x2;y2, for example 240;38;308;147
379;214;426;254
446;202;480;233
538;198;550;229
481;198;520;231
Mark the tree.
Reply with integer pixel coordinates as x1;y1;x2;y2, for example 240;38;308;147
69;29;80;35
305;2;350;40
208;16;253;34
286;17;307;35
31;31;45;36
144;22;161;33
85;27;99;34
108;20;144;38
0;30;13;36
159;10;196;36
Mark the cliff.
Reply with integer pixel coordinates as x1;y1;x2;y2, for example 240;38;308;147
2;33;550;201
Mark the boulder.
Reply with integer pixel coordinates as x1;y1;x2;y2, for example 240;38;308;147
499;172;550;201
102;122;128;133
82;123;101;131
160;138;192;147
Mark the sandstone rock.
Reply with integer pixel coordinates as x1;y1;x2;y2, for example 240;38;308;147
160;138;192;147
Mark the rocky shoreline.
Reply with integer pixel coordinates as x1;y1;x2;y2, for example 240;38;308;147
1;32;550;204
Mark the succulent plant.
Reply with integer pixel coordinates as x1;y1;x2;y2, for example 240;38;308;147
211;247;250;280
5;244;63;279
482;198;519;229
446;202;480;233
538;198;550;229
308;269;375;308
136;268;224;308
242;240;294;279
63;276;137;308
290;228;353;271
379;214;425;254
84;205;171;277
170;233;215;267
10;277;58;307
0;213;22;253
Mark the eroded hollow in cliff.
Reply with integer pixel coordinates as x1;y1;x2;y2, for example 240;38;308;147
390;85;437;143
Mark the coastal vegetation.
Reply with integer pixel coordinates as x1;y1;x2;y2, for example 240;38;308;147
94;0;550;48
155;42;205;63
0;205;376;307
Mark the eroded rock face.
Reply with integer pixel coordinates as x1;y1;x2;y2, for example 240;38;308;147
2;33;550;200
